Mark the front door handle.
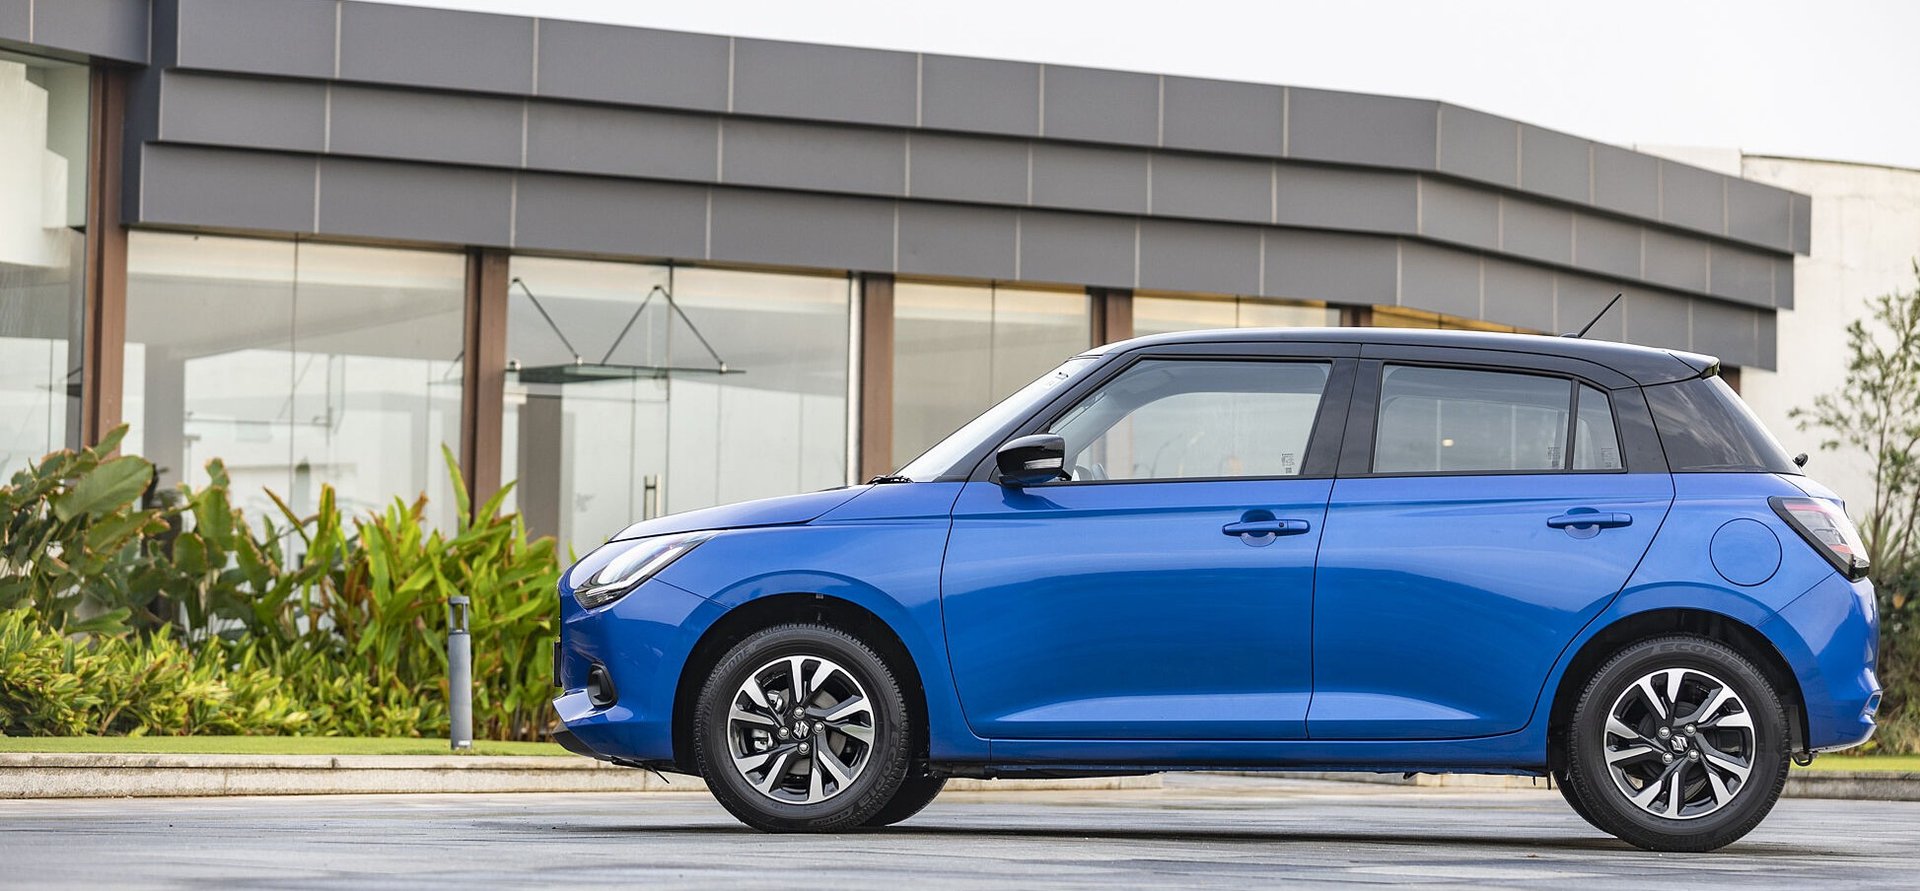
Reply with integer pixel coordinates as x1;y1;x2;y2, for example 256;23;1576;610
1222;518;1313;538
1547;511;1633;530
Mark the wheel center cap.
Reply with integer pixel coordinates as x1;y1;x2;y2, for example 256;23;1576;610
1670;735;1689;751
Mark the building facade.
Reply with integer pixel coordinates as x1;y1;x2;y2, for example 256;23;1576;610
3;0;1811;554
1724;152;1920;511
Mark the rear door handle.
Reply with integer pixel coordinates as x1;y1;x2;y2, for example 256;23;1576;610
1547;512;1633;530
1222;519;1313;537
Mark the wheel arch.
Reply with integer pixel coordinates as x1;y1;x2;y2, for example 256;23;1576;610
1545;607;1807;771
670;592;930;775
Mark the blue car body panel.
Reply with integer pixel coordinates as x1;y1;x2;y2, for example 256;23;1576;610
554;330;1881;775
555;576;724;760
585;482;991;764
942;478;1329;740
609;485;872;541
1309;472;1675;739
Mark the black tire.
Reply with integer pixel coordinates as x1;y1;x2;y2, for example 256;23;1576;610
862;771;947;827
693;623;913;832
1561;635;1791;852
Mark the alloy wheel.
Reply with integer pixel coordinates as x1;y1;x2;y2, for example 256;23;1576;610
725;654;876;804
1602;666;1756;820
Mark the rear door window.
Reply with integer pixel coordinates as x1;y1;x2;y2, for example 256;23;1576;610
1373;365;1622;474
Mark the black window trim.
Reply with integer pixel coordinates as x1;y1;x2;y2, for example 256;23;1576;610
1340;357;1632;480
966;350;1358;486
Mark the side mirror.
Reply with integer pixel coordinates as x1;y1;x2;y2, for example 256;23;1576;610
996;434;1068;487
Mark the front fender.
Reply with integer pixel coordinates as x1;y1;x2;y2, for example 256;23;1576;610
654;485;987;762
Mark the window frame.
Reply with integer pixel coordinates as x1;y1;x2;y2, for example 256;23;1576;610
967;346;1358;486
1341;357;1630;479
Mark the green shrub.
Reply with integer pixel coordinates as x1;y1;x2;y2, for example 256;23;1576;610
0;431;561;741
0;426;169;635
1866;567;1920;754
1793;264;1920;756
0;607;312;736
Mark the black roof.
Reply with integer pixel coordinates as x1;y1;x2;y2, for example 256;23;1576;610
1091;327;1715;386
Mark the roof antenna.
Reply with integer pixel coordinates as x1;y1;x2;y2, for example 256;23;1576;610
1564;292;1623;338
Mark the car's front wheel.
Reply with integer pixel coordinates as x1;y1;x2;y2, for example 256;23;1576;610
1560;634;1791;852
862;770;946;826
693;623;913;832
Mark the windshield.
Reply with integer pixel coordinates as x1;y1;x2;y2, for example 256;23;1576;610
893;356;1098;481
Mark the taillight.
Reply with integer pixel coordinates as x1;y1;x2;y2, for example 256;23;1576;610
1770;496;1871;581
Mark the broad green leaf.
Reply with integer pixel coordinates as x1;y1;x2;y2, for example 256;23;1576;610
174;531;209;577
193;476;235;550
64;607;132;635
85;510;164;554
51;455;154;522
93;424;130;457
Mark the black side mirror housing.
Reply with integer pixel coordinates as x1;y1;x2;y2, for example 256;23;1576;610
996;434;1068;487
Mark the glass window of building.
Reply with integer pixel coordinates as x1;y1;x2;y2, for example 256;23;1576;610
892;282;1088;467
1133;293;1338;337
0;52;90;476
124;233;465;527
503;258;850;554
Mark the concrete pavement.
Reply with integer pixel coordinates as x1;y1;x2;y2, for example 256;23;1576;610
3;774;1916;888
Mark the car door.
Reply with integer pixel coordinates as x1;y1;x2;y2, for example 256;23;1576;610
1308;353;1674;739
941;347;1354;740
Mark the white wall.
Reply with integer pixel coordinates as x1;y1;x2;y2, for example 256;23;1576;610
0;60;70;269
1732;156;1920;513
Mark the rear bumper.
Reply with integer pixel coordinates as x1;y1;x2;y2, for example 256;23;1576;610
552;577;726;764
1764;572;1881;751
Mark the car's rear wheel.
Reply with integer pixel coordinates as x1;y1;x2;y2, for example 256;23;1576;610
693;623;912;832
1561;634;1791;852
1552;767;1595;825
862;770;947;827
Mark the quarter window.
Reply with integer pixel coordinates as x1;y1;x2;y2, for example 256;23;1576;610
1573;384;1624;470
1048;360;1330;481
1374;365;1619;474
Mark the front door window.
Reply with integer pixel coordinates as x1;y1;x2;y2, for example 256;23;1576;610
1048;359;1330;482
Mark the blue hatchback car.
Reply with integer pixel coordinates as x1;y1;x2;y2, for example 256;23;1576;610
551;328;1879;852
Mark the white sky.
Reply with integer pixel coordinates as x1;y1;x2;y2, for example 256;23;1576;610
388;0;1920;171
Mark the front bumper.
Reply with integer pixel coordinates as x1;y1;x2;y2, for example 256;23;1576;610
552;577;725;764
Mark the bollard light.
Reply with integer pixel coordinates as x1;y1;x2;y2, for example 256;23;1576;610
448;596;472;751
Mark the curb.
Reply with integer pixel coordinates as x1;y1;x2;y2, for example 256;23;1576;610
1782;771;1920;801
0;754;1160;799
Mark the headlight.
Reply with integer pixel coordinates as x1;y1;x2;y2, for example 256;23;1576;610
569;532;712;609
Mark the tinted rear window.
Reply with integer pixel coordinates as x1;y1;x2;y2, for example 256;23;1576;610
1643;377;1800;474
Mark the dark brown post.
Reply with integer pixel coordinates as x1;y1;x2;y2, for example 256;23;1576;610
857;274;895;482
1090;287;1133;346
1338;304;1374;328
80;68;129;448
1720;366;1742;394
460;248;511;514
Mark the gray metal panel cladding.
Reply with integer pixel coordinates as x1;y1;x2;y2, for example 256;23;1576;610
96;0;1810;369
